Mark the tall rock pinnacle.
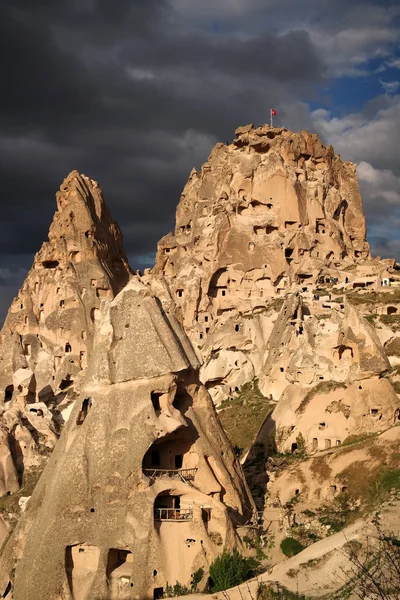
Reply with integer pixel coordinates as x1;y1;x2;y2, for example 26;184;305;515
0;171;132;496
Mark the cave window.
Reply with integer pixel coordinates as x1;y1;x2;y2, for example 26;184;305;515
151;392;161;414
205;327;210;333
387;306;397;315
235;324;240;332
4;385;13;402
312;438;318;451
1;581;12;598
154;588;164;600
151;450;160;467
42;260;59;269
177;289;184;298
76;397;92;425
60;300;65;308
204;316;208;322
358;385;362;390
291;443;298;453
280;367;284;372
370;408;379;416
175;455;183;469
325;439;332;449
199;333;203;340
341;486;348;493
221;289;226;297
65;343;72;353
319;422;326;429
24;315;28;324
336;440;341;446
23;343;31;356
106;549;133;583
60;376;73;390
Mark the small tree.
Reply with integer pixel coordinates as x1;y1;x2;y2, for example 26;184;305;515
340;518;400;599
209;550;259;593
280;537;304;558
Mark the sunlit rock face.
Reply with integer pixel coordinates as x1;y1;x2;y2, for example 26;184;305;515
0;171;132;497
0;279;254;600
150;123;371;404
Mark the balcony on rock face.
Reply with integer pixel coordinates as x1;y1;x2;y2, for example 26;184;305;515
143;467;198;482
142;428;198;484
154;495;193;522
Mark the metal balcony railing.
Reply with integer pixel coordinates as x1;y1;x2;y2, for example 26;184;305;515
154;508;193;521
143;468;198;482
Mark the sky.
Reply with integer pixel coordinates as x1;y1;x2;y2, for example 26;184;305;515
0;0;399;322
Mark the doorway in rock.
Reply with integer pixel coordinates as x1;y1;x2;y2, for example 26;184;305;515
154;588;164;599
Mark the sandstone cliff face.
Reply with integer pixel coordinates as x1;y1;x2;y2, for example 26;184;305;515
0;171;131;497
0;279;254;600
150;124;372;405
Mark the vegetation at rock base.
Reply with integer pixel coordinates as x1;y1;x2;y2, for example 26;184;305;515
165;568;204;596
208;550;259;593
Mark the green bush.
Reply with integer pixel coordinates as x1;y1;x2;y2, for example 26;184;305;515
280;537;305;558
209;550;259;592
165;581;190;597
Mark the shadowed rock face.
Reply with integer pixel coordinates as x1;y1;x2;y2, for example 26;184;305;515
0;171;132;499
0;280;254;600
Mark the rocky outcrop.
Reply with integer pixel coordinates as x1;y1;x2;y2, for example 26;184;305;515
150;124;371;403
0;279;254;600
0;171;132;496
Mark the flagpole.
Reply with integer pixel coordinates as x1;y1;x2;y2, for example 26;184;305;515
270;109;273;127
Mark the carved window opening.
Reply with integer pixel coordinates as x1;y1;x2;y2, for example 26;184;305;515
106;549;133;585
60;376;73;390
4;385;13;402
154;588;164;599
76;398;92;425
42;260;59;269
151;392;161;414
65;343;72;353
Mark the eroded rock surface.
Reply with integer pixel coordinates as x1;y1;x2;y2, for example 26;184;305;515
0;280;254;600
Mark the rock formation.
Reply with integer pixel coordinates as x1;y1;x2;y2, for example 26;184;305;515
150;124;377;404
1;123;400;600
0;279;254;600
0;171;131;499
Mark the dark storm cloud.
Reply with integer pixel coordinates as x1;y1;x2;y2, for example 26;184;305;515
0;0;326;258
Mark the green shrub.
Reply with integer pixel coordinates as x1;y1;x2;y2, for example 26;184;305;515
280;537;305;558
209;550;259;592
165;581;190;597
257;582;310;599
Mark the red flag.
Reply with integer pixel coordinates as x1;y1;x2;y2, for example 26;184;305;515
271;109;277;116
